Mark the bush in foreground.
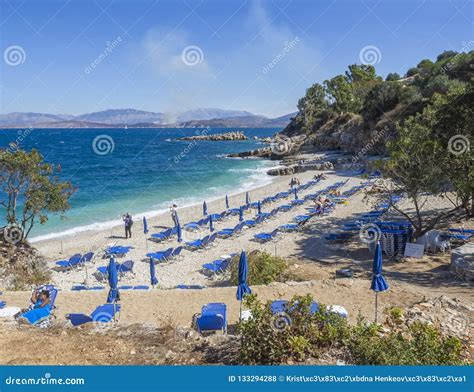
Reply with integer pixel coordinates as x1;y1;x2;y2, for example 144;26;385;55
239;294;464;365
230;251;288;286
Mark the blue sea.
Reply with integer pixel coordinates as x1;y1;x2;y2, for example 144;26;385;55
0;128;281;241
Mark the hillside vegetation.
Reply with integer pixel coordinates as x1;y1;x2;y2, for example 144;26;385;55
282;50;473;155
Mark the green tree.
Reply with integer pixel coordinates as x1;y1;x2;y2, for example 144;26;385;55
324;75;356;114
432;88;474;215
386;72;400;81
381;87;472;237
297;83;328;132
0;148;75;242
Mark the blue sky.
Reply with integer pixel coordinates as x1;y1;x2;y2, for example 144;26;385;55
1;0;472;117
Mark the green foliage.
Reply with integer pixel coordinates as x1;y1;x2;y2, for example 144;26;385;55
239;295;464;365
382;85;473;236
239;294;350;364
0;148;75;241
349;319;463;365
385;72;400;81
297;83;328;132
230;251;288;285
406;67;420;77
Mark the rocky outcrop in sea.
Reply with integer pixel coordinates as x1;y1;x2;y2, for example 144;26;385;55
177;131;248;141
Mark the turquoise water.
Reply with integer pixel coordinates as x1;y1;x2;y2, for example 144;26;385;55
0;128;280;240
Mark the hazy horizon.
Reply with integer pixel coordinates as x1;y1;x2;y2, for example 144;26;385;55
1;0;471;117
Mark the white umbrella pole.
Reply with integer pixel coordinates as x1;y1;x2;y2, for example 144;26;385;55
375;292;378;324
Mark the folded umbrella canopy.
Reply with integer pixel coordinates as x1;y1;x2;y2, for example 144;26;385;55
107;258;120;303
239;206;244;222
371;242;389;323
245;192;250;206
209;215;214;232
257;200;262;215
149;257;158;286
236;251;252;319
143;216;149;234
225;194;229;209
203;201;208;216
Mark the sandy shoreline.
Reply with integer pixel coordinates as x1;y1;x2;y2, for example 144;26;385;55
34;169;361;290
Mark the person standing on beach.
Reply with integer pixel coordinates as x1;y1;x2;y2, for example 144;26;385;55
170;204;179;227
123;213;133;238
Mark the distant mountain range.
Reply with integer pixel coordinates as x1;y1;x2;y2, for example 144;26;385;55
0;108;296;129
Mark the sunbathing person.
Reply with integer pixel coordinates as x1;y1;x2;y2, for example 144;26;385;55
16;288;51;325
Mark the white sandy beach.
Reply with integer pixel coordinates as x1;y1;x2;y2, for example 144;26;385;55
32;170;369;290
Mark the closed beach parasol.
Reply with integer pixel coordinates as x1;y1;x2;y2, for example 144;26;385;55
236;250;252;319
149;257;158;287
209;214;214;232
371;241;389;323
106;257;120;304
203;201;208;216
225;194;229;209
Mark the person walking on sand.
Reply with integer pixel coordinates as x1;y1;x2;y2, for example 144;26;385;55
123;213;133;239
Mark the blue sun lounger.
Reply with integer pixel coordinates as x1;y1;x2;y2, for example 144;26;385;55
105;246;133;257
176;285;204;289
253;228;279;243
54;253;82;270
96;260;134;280
202;258;232;275
279;223;299;232
270;300;319;315
196;303;227;334
17;285;58;327
147;247;173;262
66;303;121;327
293;215;311;224
71;285;105;291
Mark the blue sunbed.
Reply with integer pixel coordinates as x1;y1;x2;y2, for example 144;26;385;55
66;303;121;327
196;303;227;334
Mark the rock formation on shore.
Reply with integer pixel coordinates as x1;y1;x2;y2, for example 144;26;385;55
177;131;248;141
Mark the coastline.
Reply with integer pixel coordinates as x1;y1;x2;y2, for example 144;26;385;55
32;165;298;256
29;158;282;243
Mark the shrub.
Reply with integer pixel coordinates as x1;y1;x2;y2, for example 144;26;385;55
230;251;288;286
239;294;464;365
239;294;350;364
349;318;463;365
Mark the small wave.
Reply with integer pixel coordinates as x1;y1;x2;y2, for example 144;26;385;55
30;161;279;243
